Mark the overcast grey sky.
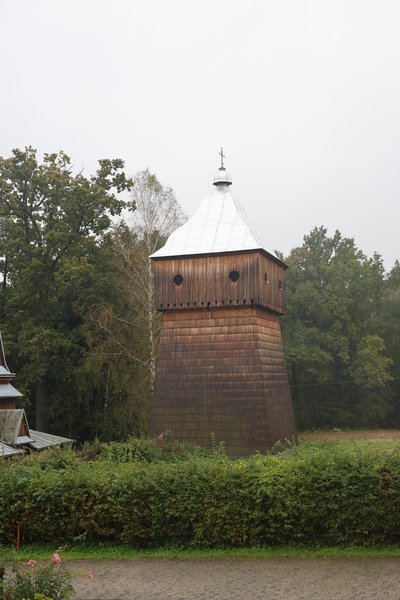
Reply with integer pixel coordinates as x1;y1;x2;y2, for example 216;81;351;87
1;0;399;269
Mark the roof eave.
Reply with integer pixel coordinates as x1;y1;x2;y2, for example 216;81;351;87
0;384;24;398
151;247;288;269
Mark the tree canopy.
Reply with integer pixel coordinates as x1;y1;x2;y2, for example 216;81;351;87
78;169;186;440
1;148;399;439
0;147;132;434
282;226;398;429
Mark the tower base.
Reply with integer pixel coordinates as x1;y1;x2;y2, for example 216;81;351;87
151;306;297;456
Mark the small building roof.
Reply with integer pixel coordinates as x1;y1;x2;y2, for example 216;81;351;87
0;332;17;379
0;383;23;398
0;440;23;457
0;409;73;456
28;429;73;450
0;335;74;457
0;332;22;401
150;166;279;261
0;332;12;372
0;409;29;445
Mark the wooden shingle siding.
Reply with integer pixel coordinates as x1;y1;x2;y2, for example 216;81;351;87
150;306;297;456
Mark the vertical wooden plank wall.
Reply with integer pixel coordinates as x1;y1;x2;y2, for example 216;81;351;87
153;251;286;314
0;399;17;410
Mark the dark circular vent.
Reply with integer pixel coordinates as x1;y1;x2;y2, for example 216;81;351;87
229;270;240;282
173;274;183;286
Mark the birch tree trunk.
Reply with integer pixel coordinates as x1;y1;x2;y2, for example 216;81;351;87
83;169;186;436
128;169;186;390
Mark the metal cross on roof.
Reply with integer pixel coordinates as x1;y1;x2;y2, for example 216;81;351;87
219;147;225;169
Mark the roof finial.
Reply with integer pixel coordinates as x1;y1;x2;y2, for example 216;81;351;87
213;148;232;186
219;147;225;170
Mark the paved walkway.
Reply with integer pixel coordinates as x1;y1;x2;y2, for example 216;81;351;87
70;557;400;599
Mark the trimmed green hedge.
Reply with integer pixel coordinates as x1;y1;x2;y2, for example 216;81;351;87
2;443;400;547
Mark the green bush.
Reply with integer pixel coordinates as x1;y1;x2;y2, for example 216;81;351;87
2;441;400;547
1;554;74;600
82;436;210;463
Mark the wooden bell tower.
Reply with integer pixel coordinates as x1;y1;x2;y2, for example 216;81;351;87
150;157;296;456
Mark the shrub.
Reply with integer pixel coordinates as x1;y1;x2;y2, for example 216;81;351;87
80;436;210;463
2;441;400;547
1;552;74;600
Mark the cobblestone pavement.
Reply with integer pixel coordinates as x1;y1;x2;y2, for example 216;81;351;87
70;557;400;600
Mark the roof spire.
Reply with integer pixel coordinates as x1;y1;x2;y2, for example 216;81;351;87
219;147;225;169
213;148;232;186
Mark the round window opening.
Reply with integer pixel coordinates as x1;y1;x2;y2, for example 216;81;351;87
173;274;183;286
229;270;240;282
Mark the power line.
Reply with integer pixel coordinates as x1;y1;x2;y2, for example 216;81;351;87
291;378;400;389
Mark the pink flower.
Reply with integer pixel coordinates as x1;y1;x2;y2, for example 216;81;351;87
51;553;62;565
27;559;36;568
86;570;94;580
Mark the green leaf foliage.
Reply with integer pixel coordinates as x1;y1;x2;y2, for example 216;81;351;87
0;147;132;437
2;442;400;548
1;559;73;600
282;226;396;429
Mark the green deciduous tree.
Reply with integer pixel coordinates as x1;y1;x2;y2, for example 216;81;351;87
282;226;392;428
0;147;132;434
352;335;393;390
381;260;400;422
78;169;186;440
127;168;186;388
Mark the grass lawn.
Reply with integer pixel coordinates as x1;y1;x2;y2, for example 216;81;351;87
299;429;400;442
296;429;400;455
2;544;400;561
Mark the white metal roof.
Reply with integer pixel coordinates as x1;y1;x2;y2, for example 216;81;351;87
0;332;11;371
0;383;23;398
150;178;278;260
0;408;73;456
28;429;73;450
0;333;18;382
0;441;23;457
213;166;232;186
